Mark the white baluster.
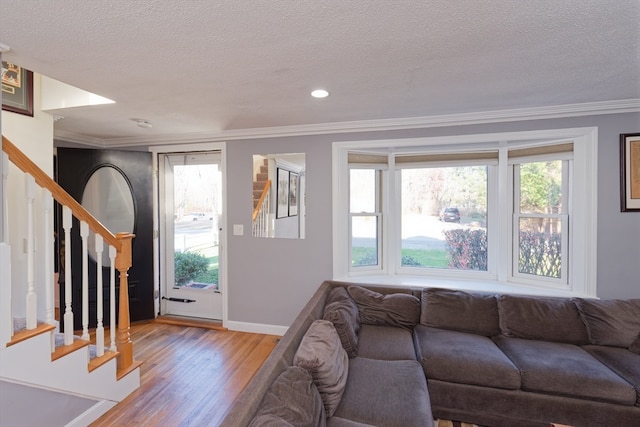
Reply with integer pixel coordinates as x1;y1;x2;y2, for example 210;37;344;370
43;191;54;327
0;152;11;348
63;206;74;345
80;221;89;341
109;245;117;352
25;174;37;330
1;151;8;243
95;234;104;357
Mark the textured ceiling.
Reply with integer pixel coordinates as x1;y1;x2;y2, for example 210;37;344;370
1;0;639;146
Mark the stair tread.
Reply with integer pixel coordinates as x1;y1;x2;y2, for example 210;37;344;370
88;350;119;372
117;359;143;381
52;337;90;361
8;323;56;347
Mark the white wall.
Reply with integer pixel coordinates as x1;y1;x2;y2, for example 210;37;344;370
225;112;640;330
2;73;55;318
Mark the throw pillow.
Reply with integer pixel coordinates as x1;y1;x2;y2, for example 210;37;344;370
347;286;421;330
497;295;590;344
323;288;360;358
294;319;349;417
248;366;326;427
574;298;640;347
420;288;500;336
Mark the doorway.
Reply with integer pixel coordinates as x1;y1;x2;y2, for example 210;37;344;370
159;152;223;320
55;148;155;329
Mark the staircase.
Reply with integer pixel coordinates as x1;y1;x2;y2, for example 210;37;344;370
252;158;272;237
253;158;269;210
0;136;141;423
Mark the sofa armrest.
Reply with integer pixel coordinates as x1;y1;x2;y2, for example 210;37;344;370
219;280;333;427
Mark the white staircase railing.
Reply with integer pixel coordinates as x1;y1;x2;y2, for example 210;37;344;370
252;179;271;238
1;135;136;373
0;149;11;348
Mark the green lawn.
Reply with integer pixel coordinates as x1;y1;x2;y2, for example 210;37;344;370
401;248;449;268
352;247;449;268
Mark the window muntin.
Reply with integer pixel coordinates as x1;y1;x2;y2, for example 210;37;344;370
399;166;488;271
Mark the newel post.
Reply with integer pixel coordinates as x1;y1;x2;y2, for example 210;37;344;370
115;232;135;371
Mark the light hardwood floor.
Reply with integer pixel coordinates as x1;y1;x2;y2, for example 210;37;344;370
89;321;279;427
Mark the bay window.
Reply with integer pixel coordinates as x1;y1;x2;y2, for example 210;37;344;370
333;128;597;297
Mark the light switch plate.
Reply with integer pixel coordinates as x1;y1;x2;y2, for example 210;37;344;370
233;224;244;236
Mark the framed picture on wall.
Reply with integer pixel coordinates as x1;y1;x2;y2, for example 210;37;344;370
1;61;34;117
620;132;640;212
276;168;289;218
289;172;299;216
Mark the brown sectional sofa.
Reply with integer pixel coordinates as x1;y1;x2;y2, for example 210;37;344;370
220;281;640;427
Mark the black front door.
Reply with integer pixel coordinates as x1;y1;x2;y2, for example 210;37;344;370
56;148;154;330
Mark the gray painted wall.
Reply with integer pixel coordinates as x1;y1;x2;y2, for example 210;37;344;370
226;112;640;328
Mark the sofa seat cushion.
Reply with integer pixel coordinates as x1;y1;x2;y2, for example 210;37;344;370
248;366;326;427
414;325;520;390
494;336;637;405
332;357;434;427
356;324;416;360
327;417;376;427
630;334;640;355
583;345;640;406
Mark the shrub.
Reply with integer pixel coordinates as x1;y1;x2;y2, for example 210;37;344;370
443;228;487;270
174;251;209;286
518;231;561;278
401;254;422;266
353;252;378;267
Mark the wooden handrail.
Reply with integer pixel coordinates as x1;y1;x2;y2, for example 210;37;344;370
252;179;271;222
2;135;120;250
3;134;136;372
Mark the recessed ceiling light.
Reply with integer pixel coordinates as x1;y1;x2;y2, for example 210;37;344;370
134;119;153;128
311;89;329;98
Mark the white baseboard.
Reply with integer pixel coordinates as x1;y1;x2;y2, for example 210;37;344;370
66;399;117;427
225;320;288;336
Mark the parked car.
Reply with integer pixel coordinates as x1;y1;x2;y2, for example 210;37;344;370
182;212;213;221
439;207;461;223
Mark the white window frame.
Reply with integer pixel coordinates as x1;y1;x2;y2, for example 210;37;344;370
349;166;385;272
332;127;598;297
510;153;571;287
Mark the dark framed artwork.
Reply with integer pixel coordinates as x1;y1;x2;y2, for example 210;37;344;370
289;172;299;216
620;133;640;212
276;168;289;219
1;61;34;117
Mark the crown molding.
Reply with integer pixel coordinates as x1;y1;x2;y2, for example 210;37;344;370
54;98;640;148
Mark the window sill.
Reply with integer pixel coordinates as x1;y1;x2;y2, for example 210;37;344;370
334;274;595;299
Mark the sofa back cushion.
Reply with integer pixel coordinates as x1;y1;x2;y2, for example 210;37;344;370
248;366;326;427
347;286;420;330
294;319;349;417
323;287;361;358
497;295;589;344
574;298;640;348
420;288;500;336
